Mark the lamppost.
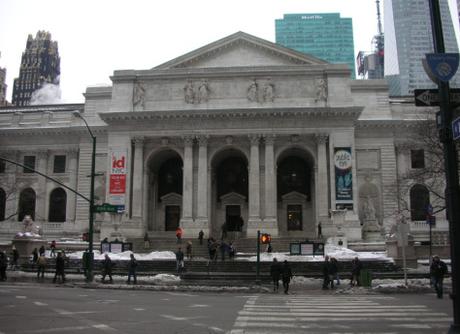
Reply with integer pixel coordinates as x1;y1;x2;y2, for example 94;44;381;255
73;111;96;282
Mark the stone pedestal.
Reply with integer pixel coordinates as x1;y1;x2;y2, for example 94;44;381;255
362;219;383;241
12;238;47;262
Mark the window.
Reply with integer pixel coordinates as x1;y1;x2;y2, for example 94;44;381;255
411;149;425;169
23;156;35;173
18;188;36;221
48;188;66;222
53;155;66;173
410;184;429;221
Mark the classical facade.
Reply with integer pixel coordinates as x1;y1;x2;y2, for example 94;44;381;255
0;32;448;243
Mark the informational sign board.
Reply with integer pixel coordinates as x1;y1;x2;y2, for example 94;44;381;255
108;148;127;210
110;242;123;254
290;242;325;256
290;243;301;255
453;117;460;140
300;243;313;255
100;242;110;254
334;147;353;207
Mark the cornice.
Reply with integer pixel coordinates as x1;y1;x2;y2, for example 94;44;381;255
355;119;429;129
0;125;107;137
100;107;363;123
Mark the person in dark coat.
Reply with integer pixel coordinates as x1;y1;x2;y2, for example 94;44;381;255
350;257;362;287
228;242;235;260
430;255;448;298
31;248;38;265
127;253;138;284
329;257;338;289
198;230;204;245
53;252;65;283
322;255;331;289
0;251;8;281
281;260;293;294
175;247;185;274
11;246;19;270
270;258;281;292
37;254;46;280
101;253;113;283
39;245;45;256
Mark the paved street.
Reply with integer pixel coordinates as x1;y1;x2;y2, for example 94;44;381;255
0;283;453;334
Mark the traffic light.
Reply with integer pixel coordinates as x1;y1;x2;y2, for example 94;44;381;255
260;233;271;244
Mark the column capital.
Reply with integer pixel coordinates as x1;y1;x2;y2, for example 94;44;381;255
196;135;209;146
263;134;276;145
132;136;145;146
37;150;49;159
248;134;261;145
314;133;329;144
182;135;194;146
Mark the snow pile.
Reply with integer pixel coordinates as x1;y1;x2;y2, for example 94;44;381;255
15;232;42;239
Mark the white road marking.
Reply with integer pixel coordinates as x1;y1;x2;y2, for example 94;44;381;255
133;308;145;311
160;314;204;321
23;326;92;333
33;301;48;306
189;304;209;308
391;324;432;329
166;292;197;297
92;324;116;331
16;295;27;299
54;309;99;315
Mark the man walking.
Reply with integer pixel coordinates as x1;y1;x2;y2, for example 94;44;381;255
430;255;448;298
101;253;113;283
270;258;281;292
37;253;46;280
175;247;184;274
127;253;138;284
281;260;293;294
53;252;65;283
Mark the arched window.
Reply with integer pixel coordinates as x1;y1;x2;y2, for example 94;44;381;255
410;184;429;221
49;188;67;222
0;188;5;221
18;188;36;221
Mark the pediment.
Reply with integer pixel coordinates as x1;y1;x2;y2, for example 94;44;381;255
160;192;182;204
220;192;247;203
154;31;328;70
281;191;308;202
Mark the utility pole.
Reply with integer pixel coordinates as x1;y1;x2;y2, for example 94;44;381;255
428;1;460;331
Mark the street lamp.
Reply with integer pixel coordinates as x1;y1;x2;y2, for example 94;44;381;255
73;111;96;282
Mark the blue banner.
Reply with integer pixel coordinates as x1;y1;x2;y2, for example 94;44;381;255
334;147;353;202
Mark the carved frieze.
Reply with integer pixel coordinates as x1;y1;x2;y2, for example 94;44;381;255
133;81;146;111
246;78;275;103
314;77;328;103
184;79;210;104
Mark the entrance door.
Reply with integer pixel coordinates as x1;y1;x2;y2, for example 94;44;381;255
287;204;302;231
226;205;242;231
165;205;180;231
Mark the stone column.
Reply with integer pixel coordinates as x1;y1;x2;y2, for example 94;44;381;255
67;148;79;222
263;134;278;236
132;137;144;220
195;135;209;234
36;150;48;223
180;136;194;233
247;134;261;237
315;134;329;219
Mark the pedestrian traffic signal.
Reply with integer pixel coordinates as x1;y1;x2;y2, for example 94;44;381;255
260;233;271;244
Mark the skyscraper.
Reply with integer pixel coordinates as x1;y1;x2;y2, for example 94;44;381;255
12;31;60;106
384;0;460;96
0;55;7;106
275;13;356;78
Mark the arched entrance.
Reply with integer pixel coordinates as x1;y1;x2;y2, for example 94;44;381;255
211;149;248;238
18;188;36;221
277;148;315;237
147;150;183;231
49;188;67;222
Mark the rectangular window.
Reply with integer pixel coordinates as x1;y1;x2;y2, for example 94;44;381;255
23;156;35;173
53;155;66;173
411;149;425;169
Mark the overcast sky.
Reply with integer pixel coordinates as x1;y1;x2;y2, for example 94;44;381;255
0;0;459;103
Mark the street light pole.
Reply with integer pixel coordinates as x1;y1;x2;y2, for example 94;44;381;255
73;111;96;282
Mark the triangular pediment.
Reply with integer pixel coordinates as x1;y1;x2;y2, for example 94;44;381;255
220;192;246;203
154;31;328;70
281;191;308;202
160;192;182;204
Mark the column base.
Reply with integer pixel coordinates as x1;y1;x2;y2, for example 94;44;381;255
179;218;206;238
246;218;263;237
262;218;279;237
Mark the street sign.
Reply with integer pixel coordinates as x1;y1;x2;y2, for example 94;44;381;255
426;215;436;226
453;117;460;140
94;203;121;213
414;88;460;106
425;53;459;82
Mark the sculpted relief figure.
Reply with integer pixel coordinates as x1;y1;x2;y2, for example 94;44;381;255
184;79;195;104
262;79;275;103
362;196;376;221
197;80;210;103
184;79;210;104
315;78;328;103
247;79;258;102
133;81;146;110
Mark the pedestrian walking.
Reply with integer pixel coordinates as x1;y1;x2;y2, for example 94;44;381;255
31;248;38;265
281;260;293;294
53;252;65;283
0;251;8;281
82;250;89;278
198;230;204;245
430;255;448;298
186;241;193;260
175;227;183;244
143;232;150;249
50;240;57;257
37;253;46;279
220;241;228;261
39;245;45;256
221;222;228;240
175;247;185;274
266;243;273;253
270;258;281;292
11;246;19;270
228;242;236;260
101;253;113;283
329;257;338;288
350;257;362;287
330;257;340;286
127;253;138;284
322;255;330;289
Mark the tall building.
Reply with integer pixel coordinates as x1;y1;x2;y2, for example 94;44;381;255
12;31;60;106
275;13;356;78
0;66;7;106
384;0;460;96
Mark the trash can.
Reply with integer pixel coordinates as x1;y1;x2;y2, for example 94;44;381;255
359;269;372;287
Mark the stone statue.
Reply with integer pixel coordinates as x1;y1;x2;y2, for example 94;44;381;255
315;78;328;102
16;215;42;238
247;80;258;102
362;196;376;221
197;80;210;103
184;79;195;104
133;81;145;110
262;79;274;102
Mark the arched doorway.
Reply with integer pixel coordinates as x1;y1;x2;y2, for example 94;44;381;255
18;188;36;221
410;184;429;221
147;150;183;231
211;149;248;237
277;148;315;236
49;188;67;222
